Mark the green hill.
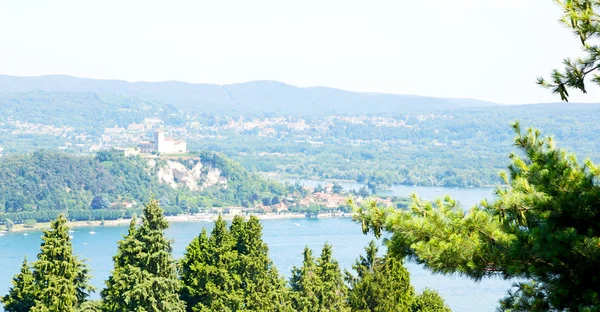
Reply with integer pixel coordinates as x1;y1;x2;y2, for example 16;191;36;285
0;150;285;224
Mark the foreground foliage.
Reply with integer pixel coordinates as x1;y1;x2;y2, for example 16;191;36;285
102;200;185;312
1;215;93;312
345;241;450;312
179;215;291;311
4;200;451;311
354;123;600;310
290;244;350;311
538;0;600;102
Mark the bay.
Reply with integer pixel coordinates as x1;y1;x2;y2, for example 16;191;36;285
0;186;512;312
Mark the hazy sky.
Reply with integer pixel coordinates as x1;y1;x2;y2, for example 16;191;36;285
1;0;597;104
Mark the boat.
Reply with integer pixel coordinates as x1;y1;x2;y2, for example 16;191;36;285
293;223;300;226
23;233;28;236
89;231;97;235
435;188;441;192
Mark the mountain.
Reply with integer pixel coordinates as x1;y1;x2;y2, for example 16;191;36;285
0;74;499;115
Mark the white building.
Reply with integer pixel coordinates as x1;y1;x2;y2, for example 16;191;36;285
153;130;186;154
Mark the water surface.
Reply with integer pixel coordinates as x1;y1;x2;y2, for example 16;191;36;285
0;215;512;312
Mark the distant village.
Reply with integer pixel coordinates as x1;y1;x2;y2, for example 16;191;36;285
0;113;457;158
210;182;393;218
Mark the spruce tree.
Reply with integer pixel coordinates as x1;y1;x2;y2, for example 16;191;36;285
411;289;451;312
232;216;292;311
289;247;321;312
30;214;94;312
179;228;211;311
180;215;291;311
179;215;241;311
1;257;35;312
101;218;141;311
346;241;416;311
316;243;349;312
102;200;185;312
290;244;349;312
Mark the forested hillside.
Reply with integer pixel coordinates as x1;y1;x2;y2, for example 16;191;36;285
0;150;285;223
0;75;599;187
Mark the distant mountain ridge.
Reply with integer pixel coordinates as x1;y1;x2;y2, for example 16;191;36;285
0;74;499;115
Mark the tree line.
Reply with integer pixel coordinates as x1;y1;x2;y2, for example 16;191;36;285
2;200;450;312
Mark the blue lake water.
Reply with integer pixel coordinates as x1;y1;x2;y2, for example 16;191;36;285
282;178;497;208
0;187;512;312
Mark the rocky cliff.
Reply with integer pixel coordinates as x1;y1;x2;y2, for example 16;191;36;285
150;158;228;191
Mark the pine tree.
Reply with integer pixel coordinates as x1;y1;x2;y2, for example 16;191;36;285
179;228;212;311
411;289;451;312
1;257;35;312
179;215;241;311
76;300;102;312
346;241;415;311
30;214;94;312
537;1;600;102
290;244;349;312
354;123;600;310
290;247;321;312
102;200;185;312
316;243;349;312
233;216;292;311
180;215;291;311
101;218;141;311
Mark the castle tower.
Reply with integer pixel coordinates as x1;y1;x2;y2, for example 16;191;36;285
154;130;164;153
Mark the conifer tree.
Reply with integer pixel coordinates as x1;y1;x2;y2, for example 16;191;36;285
102;200;185;312
232;216;292;311
101;218;141;311
76;300;102;312
179;228;211;311
317;243;349;311
30;214;94;312
179;215;241;311
345;241;416;311
290;247;321;312
1;257;35;312
354;123;600;310
180;215;291;311
290;244;349;312
411;289;451;312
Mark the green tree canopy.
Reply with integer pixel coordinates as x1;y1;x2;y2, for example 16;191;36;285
1;257;35;312
101;200;185;312
345;241;415;311
179;215;291;312
290;243;350;312
354;123;600;310
411;289;452;312
31;215;93;312
538;0;600;101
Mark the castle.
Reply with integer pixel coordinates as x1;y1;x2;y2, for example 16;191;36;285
152;130;187;154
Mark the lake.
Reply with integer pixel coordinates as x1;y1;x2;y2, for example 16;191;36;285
0;187;512;312
281;178;497;207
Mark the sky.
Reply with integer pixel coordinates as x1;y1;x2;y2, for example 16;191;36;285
0;0;597;104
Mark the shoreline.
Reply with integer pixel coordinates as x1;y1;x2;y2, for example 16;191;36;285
1;213;352;233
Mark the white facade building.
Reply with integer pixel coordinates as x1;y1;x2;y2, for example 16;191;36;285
153;130;186;154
